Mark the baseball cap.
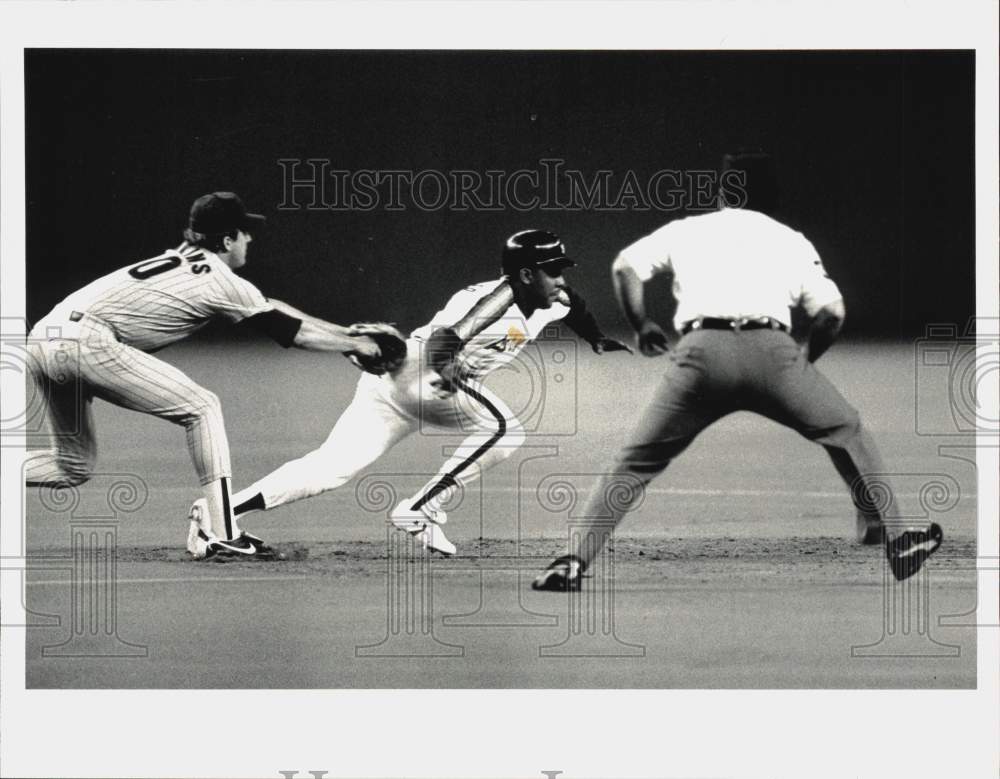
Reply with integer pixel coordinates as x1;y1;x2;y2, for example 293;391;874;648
188;192;266;235
501;229;577;276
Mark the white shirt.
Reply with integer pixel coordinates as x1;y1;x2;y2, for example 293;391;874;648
618;208;842;329
33;244;273;351
410;278;569;379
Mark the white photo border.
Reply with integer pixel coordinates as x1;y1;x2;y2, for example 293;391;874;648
1;2;997;778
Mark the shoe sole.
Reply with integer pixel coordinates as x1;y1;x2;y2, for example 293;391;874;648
531;570;582;592
531;576;581;592
388;520;455;555
207;536;281;561
208;547;281;562
414;528;456;556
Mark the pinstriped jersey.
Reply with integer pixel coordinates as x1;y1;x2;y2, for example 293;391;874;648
34;243;273;352
409;278;569;379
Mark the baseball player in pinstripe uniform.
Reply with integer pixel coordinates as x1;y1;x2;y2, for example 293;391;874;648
532;153;942;589
226;229;630;554
26;192;382;558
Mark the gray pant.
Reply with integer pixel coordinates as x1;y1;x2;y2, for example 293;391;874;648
573;329;895;566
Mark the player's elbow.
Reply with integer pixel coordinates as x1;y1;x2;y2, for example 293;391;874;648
612;254;649;291
814;300;846;338
820;298;846;324
611;253;632;278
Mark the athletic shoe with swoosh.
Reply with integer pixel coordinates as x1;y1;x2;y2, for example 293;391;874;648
187;499;276;560
208;531;278;560
531;555;586;591
389;500;456;555
886;522;943;581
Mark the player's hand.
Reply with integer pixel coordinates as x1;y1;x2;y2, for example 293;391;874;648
348;336;380;360
429;374;456;399
637;320;669;357
592;337;633;355
428;363;459;399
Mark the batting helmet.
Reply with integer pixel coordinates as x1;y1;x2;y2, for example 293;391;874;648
501;229;577;277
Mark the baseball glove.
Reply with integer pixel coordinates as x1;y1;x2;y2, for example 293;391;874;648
345;322;408;375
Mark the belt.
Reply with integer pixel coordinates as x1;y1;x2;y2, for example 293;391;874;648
680;316;789;335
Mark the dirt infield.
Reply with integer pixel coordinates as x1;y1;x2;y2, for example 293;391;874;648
23;340;980;688
24;533;978;689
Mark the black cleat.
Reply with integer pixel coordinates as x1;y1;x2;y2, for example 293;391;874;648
531;555;586;591
886;522;943;581
208;531;278;560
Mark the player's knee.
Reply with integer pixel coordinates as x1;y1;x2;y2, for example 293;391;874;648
841;411;862;440
188;389;224;424
615;442;672;479
814;408;863;448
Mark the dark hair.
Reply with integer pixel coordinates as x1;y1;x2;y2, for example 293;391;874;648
183;227;240;254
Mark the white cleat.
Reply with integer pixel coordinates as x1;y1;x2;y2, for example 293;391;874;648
389;500;456;555
186;498;216;559
412;523;457;556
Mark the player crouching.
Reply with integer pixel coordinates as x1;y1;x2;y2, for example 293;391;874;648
212;229;631;556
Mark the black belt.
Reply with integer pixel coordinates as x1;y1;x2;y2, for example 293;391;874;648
680;316;789;335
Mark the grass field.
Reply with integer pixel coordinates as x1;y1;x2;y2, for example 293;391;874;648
23;338;979;688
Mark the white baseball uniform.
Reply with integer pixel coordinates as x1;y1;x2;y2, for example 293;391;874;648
232;277;587;518
26;242;273;536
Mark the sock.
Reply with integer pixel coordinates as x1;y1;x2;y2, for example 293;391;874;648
202;477;238;540
410;474;457;514
234;492;265;516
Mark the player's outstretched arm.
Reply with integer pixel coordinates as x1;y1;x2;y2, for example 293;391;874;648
560;286;632;355
260;298;378;356
268;298;351;336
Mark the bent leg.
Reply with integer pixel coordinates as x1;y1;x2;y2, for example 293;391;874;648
24;342;97;487
79;338;238;536
233;379;416;514
82;341;233;484
25;341;97;487
408;380;526;514
750;348;898;543
571;352;727;568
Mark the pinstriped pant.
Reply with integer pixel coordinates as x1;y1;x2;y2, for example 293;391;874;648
24;317;231;487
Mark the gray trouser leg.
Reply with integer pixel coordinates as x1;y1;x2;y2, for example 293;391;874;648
745;339;898;542
572;343;726;567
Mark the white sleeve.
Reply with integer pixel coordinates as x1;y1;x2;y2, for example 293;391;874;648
210;268;275;322
430;282;508;330
616;222;676;282
793;234;843;316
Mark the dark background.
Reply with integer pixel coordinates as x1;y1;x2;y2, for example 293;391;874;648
25;50;974;336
